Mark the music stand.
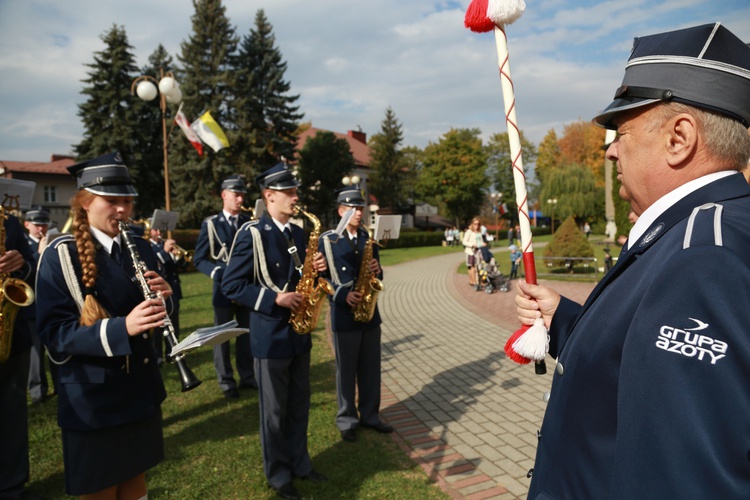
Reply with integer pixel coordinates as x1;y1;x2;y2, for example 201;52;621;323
373;215;402;243
151;209;179;233
0;178;36;212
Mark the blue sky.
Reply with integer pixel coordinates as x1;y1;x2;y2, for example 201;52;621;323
0;0;748;162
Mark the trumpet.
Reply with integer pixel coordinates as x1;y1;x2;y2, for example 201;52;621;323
172;244;193;263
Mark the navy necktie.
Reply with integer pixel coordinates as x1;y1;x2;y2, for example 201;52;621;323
283;227;292;242
229;215;237;230
111;241;123;267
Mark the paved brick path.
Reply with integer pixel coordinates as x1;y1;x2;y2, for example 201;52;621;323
377;252;595;499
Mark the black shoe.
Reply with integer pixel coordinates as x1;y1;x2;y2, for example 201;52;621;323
299;470;328;482
360;421;394;434
272;482;300;500
240;379;258;390
341;428;357;442
223;388;240;399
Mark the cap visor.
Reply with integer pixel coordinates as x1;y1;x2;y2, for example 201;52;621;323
84;185;139;197
593;97;658;128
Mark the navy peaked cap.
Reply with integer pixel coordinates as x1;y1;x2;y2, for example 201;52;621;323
594;23;750;129
67;151;138;197
336;186;365;207
255;162;299;191
221;174;247;193
25;207;50;225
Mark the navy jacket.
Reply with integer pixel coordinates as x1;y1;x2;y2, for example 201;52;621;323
36;234;166;431
150;239;184;301
221;214;312;359
528;173;750;499
194;212;250;307
5;214;35;353
319;227;382;332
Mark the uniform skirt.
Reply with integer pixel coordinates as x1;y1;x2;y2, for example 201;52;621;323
61;412;164;495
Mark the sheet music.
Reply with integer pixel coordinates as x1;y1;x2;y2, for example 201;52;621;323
151;209;179;232
170;320;249;357
374;215;402;241
0;178;36;210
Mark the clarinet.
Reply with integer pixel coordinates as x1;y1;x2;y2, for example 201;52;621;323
118;221;202;392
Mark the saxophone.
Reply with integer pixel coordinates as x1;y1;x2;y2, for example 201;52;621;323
289;207;334;334
0;205;36;364
351;223;384;323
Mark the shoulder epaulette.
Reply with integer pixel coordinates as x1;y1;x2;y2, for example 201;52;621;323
203;214;219;223
239;219;260;232
50;234;75;248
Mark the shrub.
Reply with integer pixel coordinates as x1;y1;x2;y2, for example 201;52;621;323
543;216;594;272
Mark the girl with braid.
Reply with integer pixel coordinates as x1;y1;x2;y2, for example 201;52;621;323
36;152;171;500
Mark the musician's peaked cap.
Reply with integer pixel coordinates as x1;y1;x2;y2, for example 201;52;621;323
25;207;50;225
336;186;365;207
255;162;299;191
67;151;138;197
594;23;750;129
221;174;247;193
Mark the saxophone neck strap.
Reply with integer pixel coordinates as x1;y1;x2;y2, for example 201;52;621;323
282;228;303;275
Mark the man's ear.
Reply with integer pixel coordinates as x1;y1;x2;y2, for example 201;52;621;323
665;113;698;167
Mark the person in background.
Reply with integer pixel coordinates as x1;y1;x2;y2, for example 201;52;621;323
0;190;37;499
149;221;187;365
193;175;256;398
462;218;485;287
319;184;392;444
36;151;169;498
516;23;750;498
23;207;58;403
509;244;522;281
222;162;329;500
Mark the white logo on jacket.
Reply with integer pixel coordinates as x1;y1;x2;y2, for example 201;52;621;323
655;318;726;365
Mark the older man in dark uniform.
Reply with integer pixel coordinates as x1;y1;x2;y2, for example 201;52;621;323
516;23;750;498
319;185;391;443
194;175;255;398
0;201;36;499
222;163;328;500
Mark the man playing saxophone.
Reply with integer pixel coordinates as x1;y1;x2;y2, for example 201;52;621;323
0;189;36;500
222;162;328;500
319;184;390;443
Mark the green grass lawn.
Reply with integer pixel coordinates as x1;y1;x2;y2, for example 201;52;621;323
27;271;449;499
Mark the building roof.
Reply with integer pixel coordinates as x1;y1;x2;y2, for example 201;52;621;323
0;155;75;176
295;127;372;167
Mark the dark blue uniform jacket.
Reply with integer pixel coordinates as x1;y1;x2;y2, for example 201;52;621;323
36;235;166;431
528;173;750;499
221;214;312;359
5;214;34;353
318;227;382;332
194;212;250;307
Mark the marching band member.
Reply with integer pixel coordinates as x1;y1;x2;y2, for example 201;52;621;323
23;207;58;402
221;163;328;500
318;185;391;443
517;24;750;498
36;152;170;499
0;192;36;499
193;175;255;398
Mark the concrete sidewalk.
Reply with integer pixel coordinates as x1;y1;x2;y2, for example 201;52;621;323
378;252;595;499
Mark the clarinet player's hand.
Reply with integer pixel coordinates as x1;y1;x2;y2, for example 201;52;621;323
144;270;172;298
126;298;166;336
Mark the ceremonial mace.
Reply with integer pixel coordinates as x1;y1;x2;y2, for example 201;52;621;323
464;0;548;373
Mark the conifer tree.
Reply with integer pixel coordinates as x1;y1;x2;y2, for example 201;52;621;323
170;0;240;226
368;107;406;211
297;131;355;227
74;25;154;207
234;9;303;180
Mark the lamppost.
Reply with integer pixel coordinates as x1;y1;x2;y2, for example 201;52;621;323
491;192;503;241
131;69;182;213
547;198;558;234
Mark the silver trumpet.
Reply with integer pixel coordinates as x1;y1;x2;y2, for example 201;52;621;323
118;221;201;392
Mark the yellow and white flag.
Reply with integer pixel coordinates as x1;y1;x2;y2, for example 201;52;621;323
190;111;230;153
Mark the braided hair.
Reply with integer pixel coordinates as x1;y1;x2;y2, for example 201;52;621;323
71;190;110;326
